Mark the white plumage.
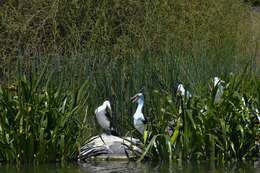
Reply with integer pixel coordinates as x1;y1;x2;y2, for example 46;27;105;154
213;77;225;104
131;93;146;135
176;84;192;99
95;100;113;133
254;108;260;123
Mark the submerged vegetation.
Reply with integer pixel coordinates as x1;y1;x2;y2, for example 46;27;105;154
0;0;259;163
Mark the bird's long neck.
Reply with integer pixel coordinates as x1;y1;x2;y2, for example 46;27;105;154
136;100;144;113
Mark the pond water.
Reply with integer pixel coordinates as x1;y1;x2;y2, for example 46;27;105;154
0;161;259;173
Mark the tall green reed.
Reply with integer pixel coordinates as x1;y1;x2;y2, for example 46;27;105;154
0;63;91;163
138;69;259;162
0;0;258;79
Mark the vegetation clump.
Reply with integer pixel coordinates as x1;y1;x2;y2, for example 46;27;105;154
0;67;90;163
139;70;259;162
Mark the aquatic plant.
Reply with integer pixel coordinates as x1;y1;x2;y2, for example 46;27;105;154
0;60;258;163
0;65;91;163
138;70;259;162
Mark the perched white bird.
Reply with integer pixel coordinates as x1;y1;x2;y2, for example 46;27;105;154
212;77;225;104
131;92;147;135
95;100;117;135
175;83;192;99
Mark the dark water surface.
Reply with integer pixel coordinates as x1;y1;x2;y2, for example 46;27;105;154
0;161;259;173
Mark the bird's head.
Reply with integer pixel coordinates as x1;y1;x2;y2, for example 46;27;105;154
209;77;225;91
173;82;181;94
213;77;225;87
130;92;144;104
177;84;185;96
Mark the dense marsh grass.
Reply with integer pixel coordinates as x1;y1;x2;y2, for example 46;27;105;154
0;0;258;80
0;0;259;163
1;63;259;163
138;69;259;162
1;56;259;163
0;64;91;163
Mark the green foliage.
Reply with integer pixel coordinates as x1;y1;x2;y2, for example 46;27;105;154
0;0;258;82
0;0;259;164
138;70;259;162
245;0;260;6
0;69;91;163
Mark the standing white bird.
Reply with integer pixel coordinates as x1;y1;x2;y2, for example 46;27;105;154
95;100;117;135
212;77;225;104
130;92;147;135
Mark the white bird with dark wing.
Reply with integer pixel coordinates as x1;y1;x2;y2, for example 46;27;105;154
130;92;147;135
252;107;260;124
212;77;225;104
95;100;117;135
255;108;260;123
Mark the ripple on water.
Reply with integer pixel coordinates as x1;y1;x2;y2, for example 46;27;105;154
0;161;259;173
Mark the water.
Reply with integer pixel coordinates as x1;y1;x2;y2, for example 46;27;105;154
0;161;259;173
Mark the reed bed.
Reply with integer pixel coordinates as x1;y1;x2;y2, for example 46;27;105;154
0;0;259;163
138;69;259;162
0;0;258;79
0;64;91;163
0;62;259;163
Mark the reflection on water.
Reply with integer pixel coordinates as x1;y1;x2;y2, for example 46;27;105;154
79;161;260;173
0;161;259;173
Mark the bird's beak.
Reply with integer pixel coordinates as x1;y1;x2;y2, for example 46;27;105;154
130;94;138;103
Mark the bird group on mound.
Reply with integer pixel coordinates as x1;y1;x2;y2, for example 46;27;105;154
95;90;147;136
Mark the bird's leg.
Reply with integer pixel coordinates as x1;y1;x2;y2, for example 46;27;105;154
99;134;107;145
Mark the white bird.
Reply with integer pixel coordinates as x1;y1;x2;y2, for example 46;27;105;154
130;92;147;135
95;100;117;135
253;107;260;123
176;83;192;99
212;77;225;104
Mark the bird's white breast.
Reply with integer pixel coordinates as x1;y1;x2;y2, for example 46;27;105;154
133;112;145;134
95;105;110;130
133;112;145;122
